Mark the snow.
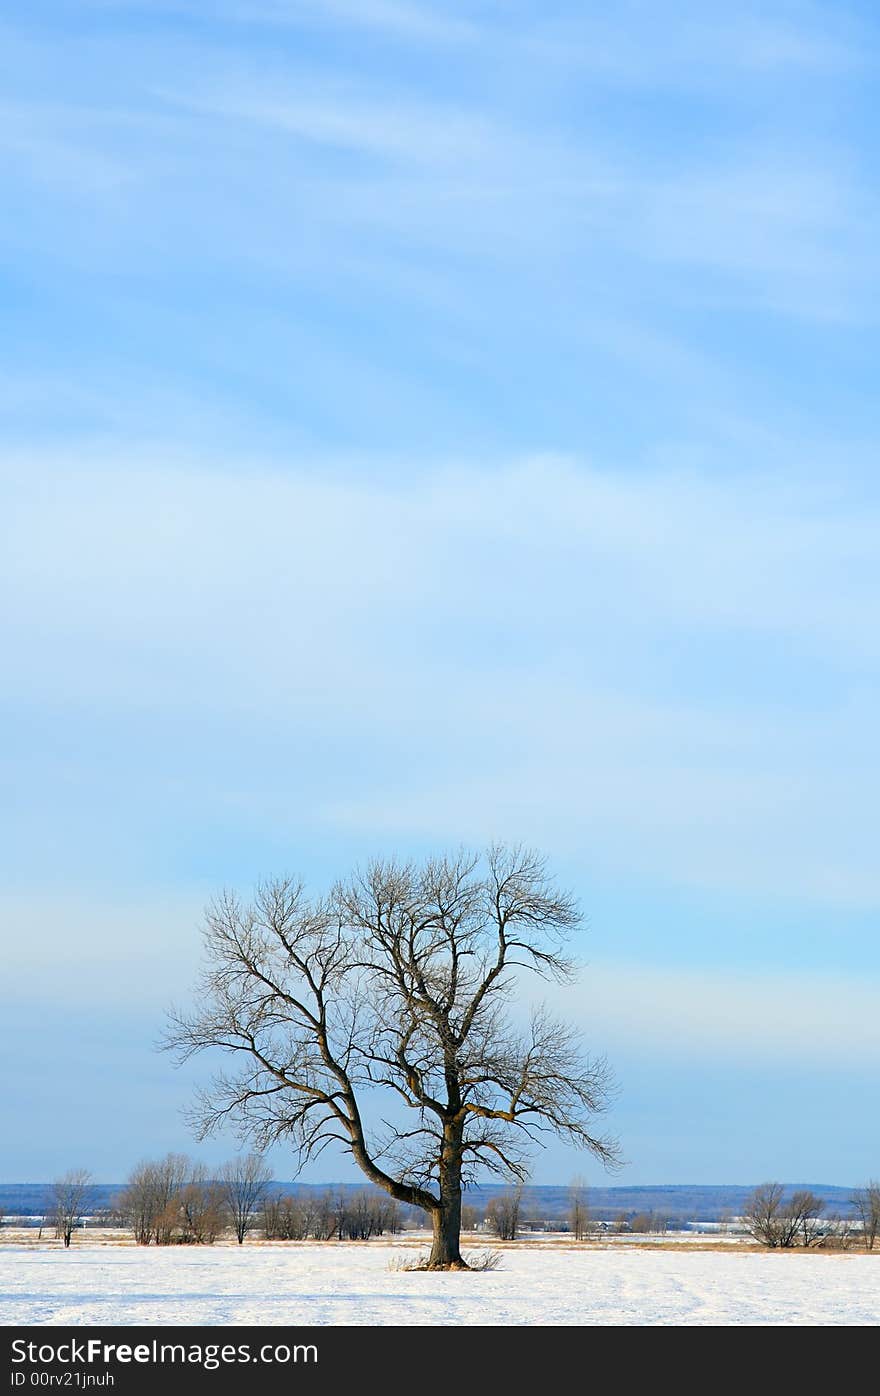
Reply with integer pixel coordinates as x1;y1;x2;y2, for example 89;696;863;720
1;1240;878;1326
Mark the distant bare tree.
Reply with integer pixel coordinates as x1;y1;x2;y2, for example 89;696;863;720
850;1181;880;1251
816;1213;854;1250
790;1190;825;1248
153;1155;194;1245
166;847;619;1269
744;1182;785;1246
332;1188;349;1241
219;1155;272;1245
486;1186;522;1241
743;1183;824;1248
460;1204;480;1232
630;1211;666;1234
341;1191;376;1240
260;1193;282;1240
378;1196;403;1235
261;1193;311;1241
568;1176;590;1240
311;1191;338;1241
177;1166;225;1244
116;1161;158;1245
117;1154;196;1245
357;1192;401;1237
259;1188;400;1241
49;1170;92;1248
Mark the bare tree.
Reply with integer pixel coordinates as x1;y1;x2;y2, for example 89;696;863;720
261;1193;311;1241
568;1175;590;1240
743;1183;824;1248
339;1190;379;1240
260;1193;282;1239
48;1170;92;1248
460;1204;480;1232
817;1212;854;1250
219;1154;272;1245
790;1190;825;1248
486;1186;523;1241
259;1187;400;1241
117;1154;196;1245
850;1181;880;1251
166;846;619;1269
152;1154;194;1245
116;1161;159;1245
375;1195;403;1235
630;1211;668;1234
743;1182;784;1247
177;1166;226;1244
311;1192;334;1240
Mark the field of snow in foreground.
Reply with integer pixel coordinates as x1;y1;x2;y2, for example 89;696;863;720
1;1244;878;1326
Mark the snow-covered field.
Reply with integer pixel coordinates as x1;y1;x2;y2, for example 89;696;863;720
1;1241;878;1326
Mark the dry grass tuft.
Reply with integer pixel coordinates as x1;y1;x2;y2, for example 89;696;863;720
388;1248;502;1272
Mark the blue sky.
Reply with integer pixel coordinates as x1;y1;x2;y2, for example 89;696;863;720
2;0;879;1185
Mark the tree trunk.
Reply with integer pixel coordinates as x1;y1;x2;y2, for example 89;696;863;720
427;1121;467;1269
428;1201;466;1269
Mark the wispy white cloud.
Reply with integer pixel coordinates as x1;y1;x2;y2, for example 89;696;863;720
545;962;880;1066
0;101;141;193
92;1;865;75
96;0;479;45
3;1;878;1183
157;85;503;167
151;74;876;315
0;15;874;344
4;885;878;1075
4;451;880;908
5;451;879;661
625;158;879;321
527;4;868;83
241;0;478;44
0;890;205;1003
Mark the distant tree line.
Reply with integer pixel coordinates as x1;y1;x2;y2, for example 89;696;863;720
14;1169;880;1251
261;1190;402;1241
743;1181;880;1251
115;1154;272;1246
114;1155;408;1246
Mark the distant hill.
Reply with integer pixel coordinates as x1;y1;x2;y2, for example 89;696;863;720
0;1180;860;1223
